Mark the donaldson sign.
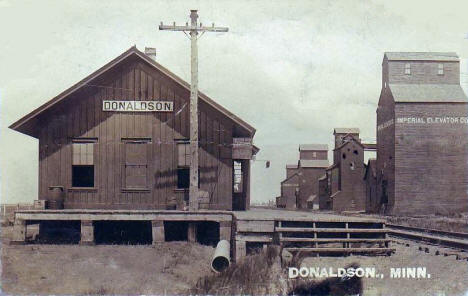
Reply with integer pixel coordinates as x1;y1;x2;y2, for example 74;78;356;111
103;100;173;112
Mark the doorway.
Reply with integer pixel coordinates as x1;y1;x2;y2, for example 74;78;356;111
232;160;248;210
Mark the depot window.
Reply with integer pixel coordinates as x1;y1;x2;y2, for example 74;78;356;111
404;63;411;75
72;139;97;188
438;63;444;75
177;141;200;189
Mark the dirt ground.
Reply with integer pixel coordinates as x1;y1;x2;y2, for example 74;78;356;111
1;226;215;295
2;224;468;296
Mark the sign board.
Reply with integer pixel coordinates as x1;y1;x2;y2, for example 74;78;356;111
103;100;173;112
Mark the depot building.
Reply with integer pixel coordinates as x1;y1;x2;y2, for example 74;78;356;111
9;46;258;211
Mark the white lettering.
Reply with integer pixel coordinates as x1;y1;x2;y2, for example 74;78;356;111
102;100;173;112
390;268;401;278
288;267;299;279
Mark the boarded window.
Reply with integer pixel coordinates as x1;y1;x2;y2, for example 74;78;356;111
72;140;96;187
438;63;444;75
177;142;191;167
233;161;243;193
177;141;190;189
123;139;150;189
404;63;411;75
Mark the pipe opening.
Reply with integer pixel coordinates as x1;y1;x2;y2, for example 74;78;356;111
211;256;229;272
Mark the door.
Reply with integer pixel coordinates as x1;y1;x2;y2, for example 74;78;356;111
232;160;246;210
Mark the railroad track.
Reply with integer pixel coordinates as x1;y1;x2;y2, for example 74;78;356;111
386;224;468;254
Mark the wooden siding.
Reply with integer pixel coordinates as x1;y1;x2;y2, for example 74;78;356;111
332;141;366;212
299;151;327;160
393;103;468;215
376;86;396;213
286;167;299;178
297;167;326;209
387;61;459;85
37;56;237;210
281;174;299;210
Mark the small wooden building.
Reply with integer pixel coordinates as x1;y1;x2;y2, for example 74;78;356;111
376;52;468;215
9;46;257;211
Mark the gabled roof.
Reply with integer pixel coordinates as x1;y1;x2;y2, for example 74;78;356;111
299;144;328;151
299;159;329;168
334;128;360;135
9;46;256;138
281;172;299;185
388;84;468;103
333;134;364;151
384;52;459;62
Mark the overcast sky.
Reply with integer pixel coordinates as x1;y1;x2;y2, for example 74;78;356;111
1;0;468;204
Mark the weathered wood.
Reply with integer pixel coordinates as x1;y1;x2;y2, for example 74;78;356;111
235;239;246;262
236;234;272;243
219;221;232;241
151;220;165;244
188;222;197;242
284;247;395;254
80;220;94;245
15;210;232;222
280;238;390;243
276;227;387;233
237;220;275;232
376;55;468;215
11;219;26;244
21;47;255;211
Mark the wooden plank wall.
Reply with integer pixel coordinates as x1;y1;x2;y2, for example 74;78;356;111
38;56;235;210
387;61;459;85
376;87;395;213
394;103;468;215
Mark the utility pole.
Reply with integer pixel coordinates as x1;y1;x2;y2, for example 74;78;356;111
160;10;228;211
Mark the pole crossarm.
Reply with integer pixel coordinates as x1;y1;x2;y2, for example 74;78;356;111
159;24;228;33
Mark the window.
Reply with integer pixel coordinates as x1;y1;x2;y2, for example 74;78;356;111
177;141;191;167
233;161;243;193
123;138;150;189
438;63;444;75
177;141;190;189
404;63;411;75
312;152;317;158
72;140;96;187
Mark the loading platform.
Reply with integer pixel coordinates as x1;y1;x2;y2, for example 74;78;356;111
11;208;392;260
233;208;393;260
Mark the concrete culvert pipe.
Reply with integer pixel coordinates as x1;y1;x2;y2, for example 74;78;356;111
211;240;230;273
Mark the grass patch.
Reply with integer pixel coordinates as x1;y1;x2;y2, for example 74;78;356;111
189;245;282;295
